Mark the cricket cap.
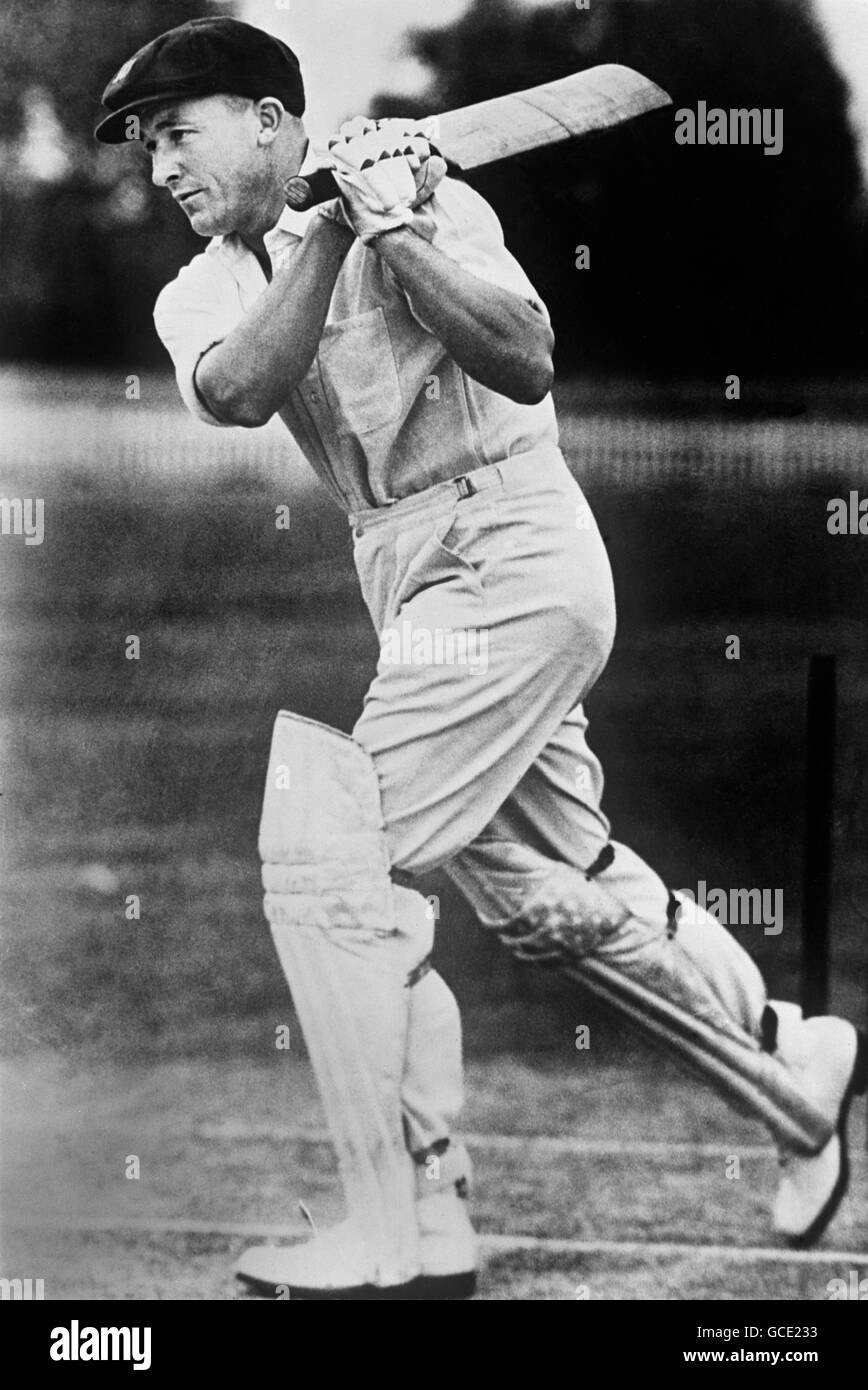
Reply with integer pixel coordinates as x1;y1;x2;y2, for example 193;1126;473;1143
94;16;305;143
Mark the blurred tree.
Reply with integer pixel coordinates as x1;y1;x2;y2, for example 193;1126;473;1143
0;0;221;364
375;0;867;377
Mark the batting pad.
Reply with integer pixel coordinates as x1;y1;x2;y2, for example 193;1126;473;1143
561;958;830;1156
449;840;832;1156
260;711;422;1285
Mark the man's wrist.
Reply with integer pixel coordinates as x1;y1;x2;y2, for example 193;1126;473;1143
365;220;417;252
368;206;438;254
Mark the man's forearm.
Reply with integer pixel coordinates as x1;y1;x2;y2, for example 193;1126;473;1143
373;225;554;405
197;218;355;427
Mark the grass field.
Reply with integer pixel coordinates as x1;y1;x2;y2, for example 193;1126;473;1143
2;370;867;1299
3;1054;867;1300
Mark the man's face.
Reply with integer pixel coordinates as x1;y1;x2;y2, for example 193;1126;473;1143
142;94;269;237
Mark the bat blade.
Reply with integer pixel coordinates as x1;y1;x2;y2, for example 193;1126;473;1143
284;64;671;209
434;64;672;169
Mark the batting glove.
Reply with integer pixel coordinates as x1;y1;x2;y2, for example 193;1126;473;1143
318;121;446;243
362;117;447;207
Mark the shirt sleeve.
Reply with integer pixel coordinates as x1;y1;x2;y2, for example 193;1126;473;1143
396;177;551;333
153;251;245;427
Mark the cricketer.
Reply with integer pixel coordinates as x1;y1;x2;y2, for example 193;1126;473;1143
96;15;866;1299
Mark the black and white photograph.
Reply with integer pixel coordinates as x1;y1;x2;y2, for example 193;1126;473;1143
2;0;868;1332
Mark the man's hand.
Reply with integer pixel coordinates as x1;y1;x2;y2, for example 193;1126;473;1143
340;117;445;203
318;119;446;243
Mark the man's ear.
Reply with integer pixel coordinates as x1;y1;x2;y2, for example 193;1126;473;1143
255;97;285;146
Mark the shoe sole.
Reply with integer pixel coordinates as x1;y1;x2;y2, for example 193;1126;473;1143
786;1026;867;1250
236;1269;477;1301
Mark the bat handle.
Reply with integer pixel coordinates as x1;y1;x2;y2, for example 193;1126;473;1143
283;167;341;211
283;158;464;212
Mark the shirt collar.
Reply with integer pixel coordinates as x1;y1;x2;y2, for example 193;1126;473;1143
210;144;324;266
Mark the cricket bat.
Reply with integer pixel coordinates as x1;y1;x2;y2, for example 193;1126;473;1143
284;63;671;210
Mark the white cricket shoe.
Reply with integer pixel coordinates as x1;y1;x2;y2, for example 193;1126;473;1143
415;1189;478;1284
236;1148;478;1300
236;1221;417;1300
770;1010;867;1247
236;1208;476;1300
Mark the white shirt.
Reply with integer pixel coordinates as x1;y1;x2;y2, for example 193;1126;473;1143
154;153;559;512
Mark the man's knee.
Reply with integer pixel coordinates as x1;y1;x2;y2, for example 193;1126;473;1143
445;835;635;960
